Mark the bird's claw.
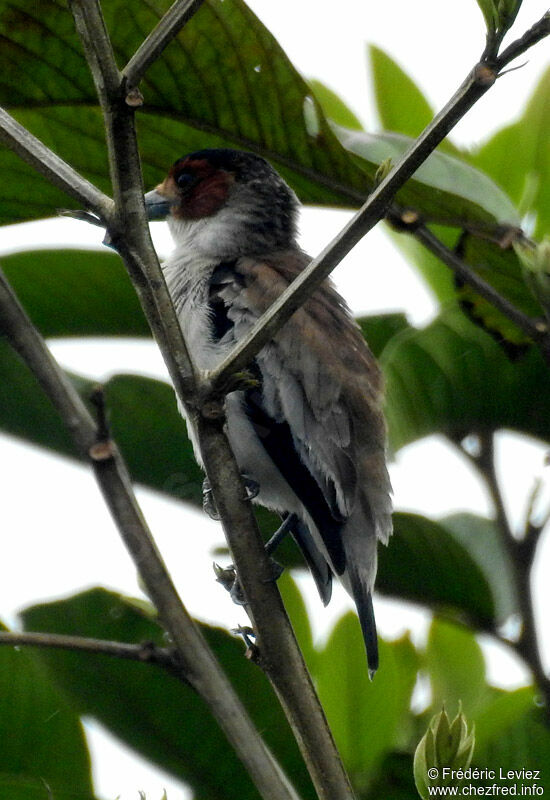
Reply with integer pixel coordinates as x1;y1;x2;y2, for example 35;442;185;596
213;562;246;605
232;625;260;660
213;556;284;606
243;475;260;501
202;475;259;521
202;478;220;520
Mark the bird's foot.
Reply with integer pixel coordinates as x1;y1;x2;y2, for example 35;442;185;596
202;475;260;521
213;554;285;606
202;477;220;520
213;562;246;604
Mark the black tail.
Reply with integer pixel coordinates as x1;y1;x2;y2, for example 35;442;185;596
348;564;379;678
356;587;378;678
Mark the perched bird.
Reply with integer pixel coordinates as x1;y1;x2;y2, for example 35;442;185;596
145;148;392;675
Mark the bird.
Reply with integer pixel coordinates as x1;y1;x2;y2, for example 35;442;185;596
144;148;392;675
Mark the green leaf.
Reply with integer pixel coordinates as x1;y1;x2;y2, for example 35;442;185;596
472;65;550;240
385;223;457;304
358;312;410;358
21;589;315;800
0;341;204;502
455;235;544;347
473;687;536;756
368;46;460;157
0;0;370;221
337;128;519;228
308;79;363;131
0;622;94;800
381;308;550;452
315;616;418;790
475;0;499;32
0;0;520;249
1;249;149;338
379;513;495;628
441;513;519;623
278;573;316;672
514;236;550;320
425;619;487;718
473;708;550;792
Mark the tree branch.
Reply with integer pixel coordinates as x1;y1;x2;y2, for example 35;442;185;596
470;433;550;715
0;107;113;222
0;631;180;672
68;4;355;798
123;0;206;88
494;11;550;69
0;263;300;800
197;411;355;800
68;0;199;407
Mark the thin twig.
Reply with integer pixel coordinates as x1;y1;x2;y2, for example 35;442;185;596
123;0;206;88
412;224;550;364
0;631;179;671
494;11;550;69
0;107;113;222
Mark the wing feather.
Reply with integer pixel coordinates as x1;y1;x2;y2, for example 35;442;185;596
210;251;391;543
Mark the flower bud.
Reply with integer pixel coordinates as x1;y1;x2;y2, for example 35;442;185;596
414;706;475;800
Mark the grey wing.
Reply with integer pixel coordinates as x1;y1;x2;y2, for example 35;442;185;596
211;253;391;543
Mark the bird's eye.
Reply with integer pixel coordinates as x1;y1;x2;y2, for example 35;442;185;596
176;171;196;190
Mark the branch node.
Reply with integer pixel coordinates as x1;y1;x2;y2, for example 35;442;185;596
474;63;498;86
88;385;116;460
201;399;225;420
125;86;144;107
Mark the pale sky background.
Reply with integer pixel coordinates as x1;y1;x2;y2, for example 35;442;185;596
1;1;550;798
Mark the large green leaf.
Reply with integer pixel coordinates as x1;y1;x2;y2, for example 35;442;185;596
0;0;520;240
21;588;315;800
0;623;94;800
379;513;495;628
0;0;369;221
368;46;460;157
456;235;544;347
441;513;519;624
308;79;363;131
474;709;550;792
315;615;418;792
471;65;550;240
0;341;202;503
473;686;537;756
424;618;488;718
381;308;550;451
1;249;149;338
385;223;458;304
337;127;519;229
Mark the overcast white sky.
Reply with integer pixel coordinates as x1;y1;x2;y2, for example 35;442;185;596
1;2;550;798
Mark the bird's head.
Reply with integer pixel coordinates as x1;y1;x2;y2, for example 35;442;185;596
145;148;298;258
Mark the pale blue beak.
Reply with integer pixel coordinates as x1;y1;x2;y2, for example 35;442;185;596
144;189;172;220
